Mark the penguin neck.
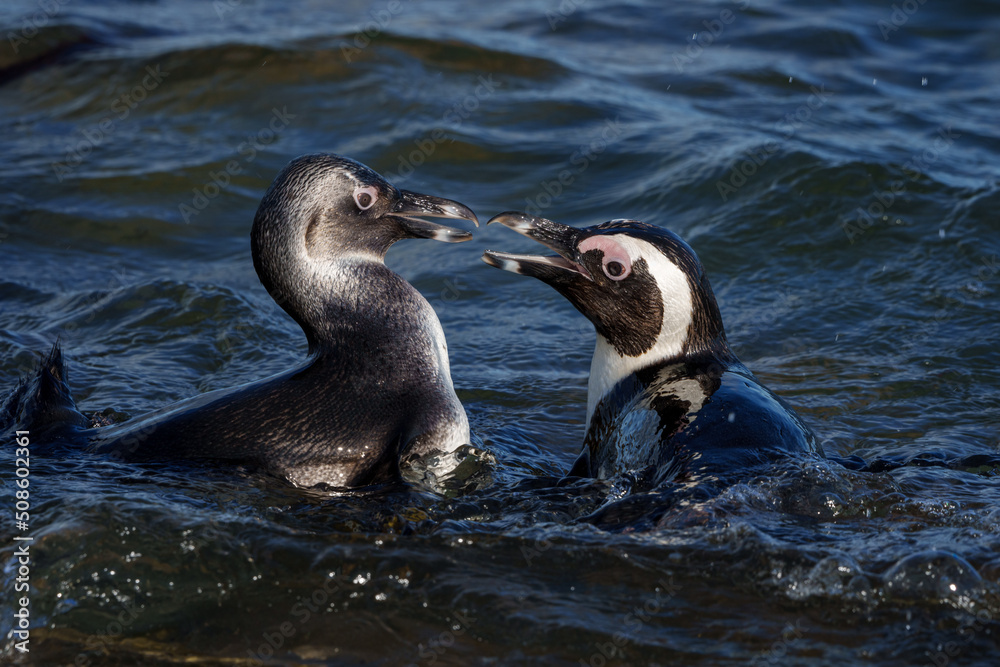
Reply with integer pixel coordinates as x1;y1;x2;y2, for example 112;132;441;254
277;257;448;371
586;335;636;426
585;331;736;428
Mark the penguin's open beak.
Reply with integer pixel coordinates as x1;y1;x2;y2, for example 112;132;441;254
391;190;479;243
481;211;592;283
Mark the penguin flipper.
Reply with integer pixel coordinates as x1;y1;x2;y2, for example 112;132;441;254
1;343;89;436
566;448;592;478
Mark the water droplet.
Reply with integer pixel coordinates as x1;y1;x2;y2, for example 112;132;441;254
921;77;928;86
939;228;946;238
872;78;877;86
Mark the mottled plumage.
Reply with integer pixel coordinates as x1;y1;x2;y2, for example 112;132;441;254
3;154;478;490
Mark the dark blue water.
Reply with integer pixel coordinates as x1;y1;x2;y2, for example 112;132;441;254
2;0;1000;664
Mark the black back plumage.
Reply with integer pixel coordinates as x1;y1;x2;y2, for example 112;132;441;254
572;222;819;487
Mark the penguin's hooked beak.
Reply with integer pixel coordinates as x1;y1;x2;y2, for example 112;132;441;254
481;211;592;283
391;190;479;243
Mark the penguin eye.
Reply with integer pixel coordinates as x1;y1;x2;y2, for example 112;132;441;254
353;186;378;211
578;235;633;282
602;256;631;281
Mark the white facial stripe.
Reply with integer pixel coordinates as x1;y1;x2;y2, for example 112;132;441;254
337;167;365;186
585;235;693;426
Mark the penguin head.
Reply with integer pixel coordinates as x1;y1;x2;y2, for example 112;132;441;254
483;212;731;411
251;154;478;341
253;153;477;269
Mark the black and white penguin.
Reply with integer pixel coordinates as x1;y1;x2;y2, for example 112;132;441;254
482;212;820;492
1;154;478;490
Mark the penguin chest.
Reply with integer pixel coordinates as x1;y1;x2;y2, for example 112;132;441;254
585;375;706;482
592;405;666;480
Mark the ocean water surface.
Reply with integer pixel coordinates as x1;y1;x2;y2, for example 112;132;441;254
2;0;1000;664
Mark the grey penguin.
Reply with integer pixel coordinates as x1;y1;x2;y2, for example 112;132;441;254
1;154;478;490
482;212;821;493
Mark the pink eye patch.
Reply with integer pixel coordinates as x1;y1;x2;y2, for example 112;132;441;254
578;235;633;280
